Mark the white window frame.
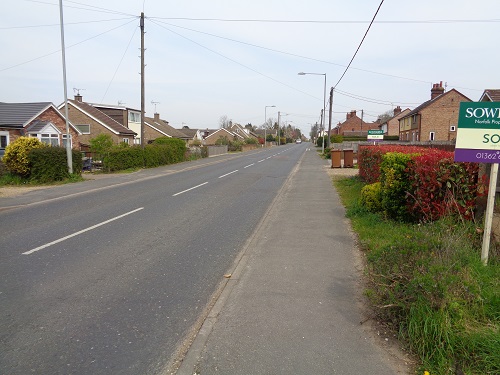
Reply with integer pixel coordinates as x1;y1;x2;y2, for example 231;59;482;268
128;111;141;123
122;138;129;144
429;131;435;141
75;124;90;134
450;125;456;132
39;133;60;146
0;131;9;150
133;137;141;145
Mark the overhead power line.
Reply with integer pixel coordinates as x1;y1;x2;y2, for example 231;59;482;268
150;16;500;24
333;0;385;89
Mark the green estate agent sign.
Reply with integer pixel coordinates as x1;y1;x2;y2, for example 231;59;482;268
367;129;384;140
455;102;500;163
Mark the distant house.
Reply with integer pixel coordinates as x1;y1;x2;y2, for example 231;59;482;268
379;106;411;137
59;96;136;146
0;102;81;156
203;128;244;145
229;123;259;141
332;110;379;136
144;113;190;144
179;127;204;145
479;89;500;102
399;82;471;142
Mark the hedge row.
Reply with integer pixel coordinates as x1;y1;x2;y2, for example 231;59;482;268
358;145;485;222
29;147;83;182
104;138;187;171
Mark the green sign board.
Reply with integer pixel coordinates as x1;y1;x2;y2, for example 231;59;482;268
367;129;384;140
455;102;500;163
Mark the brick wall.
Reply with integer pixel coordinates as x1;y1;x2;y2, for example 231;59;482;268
33;106;80;148
420;90;471;141
66;106;133;146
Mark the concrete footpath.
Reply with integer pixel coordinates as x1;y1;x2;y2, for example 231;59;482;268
174;150;411;375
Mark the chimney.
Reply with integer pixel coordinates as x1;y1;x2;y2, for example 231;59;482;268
74;94;83;102
346;110;356;120
431;81;445;100
154;113;160;121
394;106;402;116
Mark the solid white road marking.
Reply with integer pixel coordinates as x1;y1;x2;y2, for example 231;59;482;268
23;207;145;255
172;182;209;196
244;163;254;169
218;170;238;178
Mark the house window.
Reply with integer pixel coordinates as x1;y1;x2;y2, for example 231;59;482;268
128;111;140;123
133;137;141;145
450;125;456;132
429;132;435;141
75;124;90;134
123;138;129;144
0;131;9;150
62;134;72;148
40;133;59;146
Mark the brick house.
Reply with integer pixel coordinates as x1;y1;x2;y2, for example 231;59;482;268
332;110;380;136
379;106;411;137
59;96;136;147
0;102;81;156
399;82;472;142
144;113;190;144
83;95;142;145
178;127;204;145
203;128;244;145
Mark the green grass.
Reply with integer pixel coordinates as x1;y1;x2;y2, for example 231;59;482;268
0;172;84;186
334;176;500;375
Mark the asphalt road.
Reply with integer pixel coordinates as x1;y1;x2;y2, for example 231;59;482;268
0;144;306;375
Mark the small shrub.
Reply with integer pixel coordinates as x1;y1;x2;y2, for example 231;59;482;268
3;137;46;177
89;134;113;162
380;152;416;221
360;182;383;212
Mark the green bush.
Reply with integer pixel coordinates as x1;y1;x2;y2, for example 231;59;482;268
29;147;82;182
330;134;343;144
360;182;382;212
105;146;143;171
89;134;113;162
245;137;258;144
0;160;7;178
380;152;415;221
3;137;47;176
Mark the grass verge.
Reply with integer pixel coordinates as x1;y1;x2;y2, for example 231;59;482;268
334;176;500;375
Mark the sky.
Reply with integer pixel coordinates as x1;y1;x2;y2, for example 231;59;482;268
1;0;499;136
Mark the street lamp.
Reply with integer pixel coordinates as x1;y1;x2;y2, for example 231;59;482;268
264;105;275;148
298;72;326;153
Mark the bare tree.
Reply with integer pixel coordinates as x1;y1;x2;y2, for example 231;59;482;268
219;115;232;129
377;110;394;123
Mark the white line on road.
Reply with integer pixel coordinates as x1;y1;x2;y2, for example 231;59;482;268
244;163;254;168
257;159;265;163
23;207;145;255
173;182;209;196
218;170;238;178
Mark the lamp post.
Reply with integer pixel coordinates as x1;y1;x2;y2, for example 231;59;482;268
298;72;326;153
264;105;275;148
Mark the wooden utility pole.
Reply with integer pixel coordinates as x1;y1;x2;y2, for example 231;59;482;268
361;109;364;134
327;87;333;148
140;12;145;148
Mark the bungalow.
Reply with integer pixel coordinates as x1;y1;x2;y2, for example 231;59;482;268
144;113;190;144
203;128;244;145
399;82;471;142
179;127;204;146
0;102;81;156
59;96;137;146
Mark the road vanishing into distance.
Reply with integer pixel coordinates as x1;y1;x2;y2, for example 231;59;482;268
0;144;306;374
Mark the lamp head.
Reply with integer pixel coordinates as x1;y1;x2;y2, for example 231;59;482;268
298;72;306;75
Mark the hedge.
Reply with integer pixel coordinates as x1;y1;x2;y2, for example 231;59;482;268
29;147;83;182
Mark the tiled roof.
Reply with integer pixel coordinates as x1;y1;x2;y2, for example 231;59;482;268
400;89;472;119
0;102;52;127
179;128;199;138
482;89;500;102
145;117;190;139
67;100;136;135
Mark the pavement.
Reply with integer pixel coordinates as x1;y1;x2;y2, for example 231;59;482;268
0;150;412;374
172;150;411;375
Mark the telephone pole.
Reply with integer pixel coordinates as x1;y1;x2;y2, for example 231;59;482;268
327;87;333;148
140;12;145;148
